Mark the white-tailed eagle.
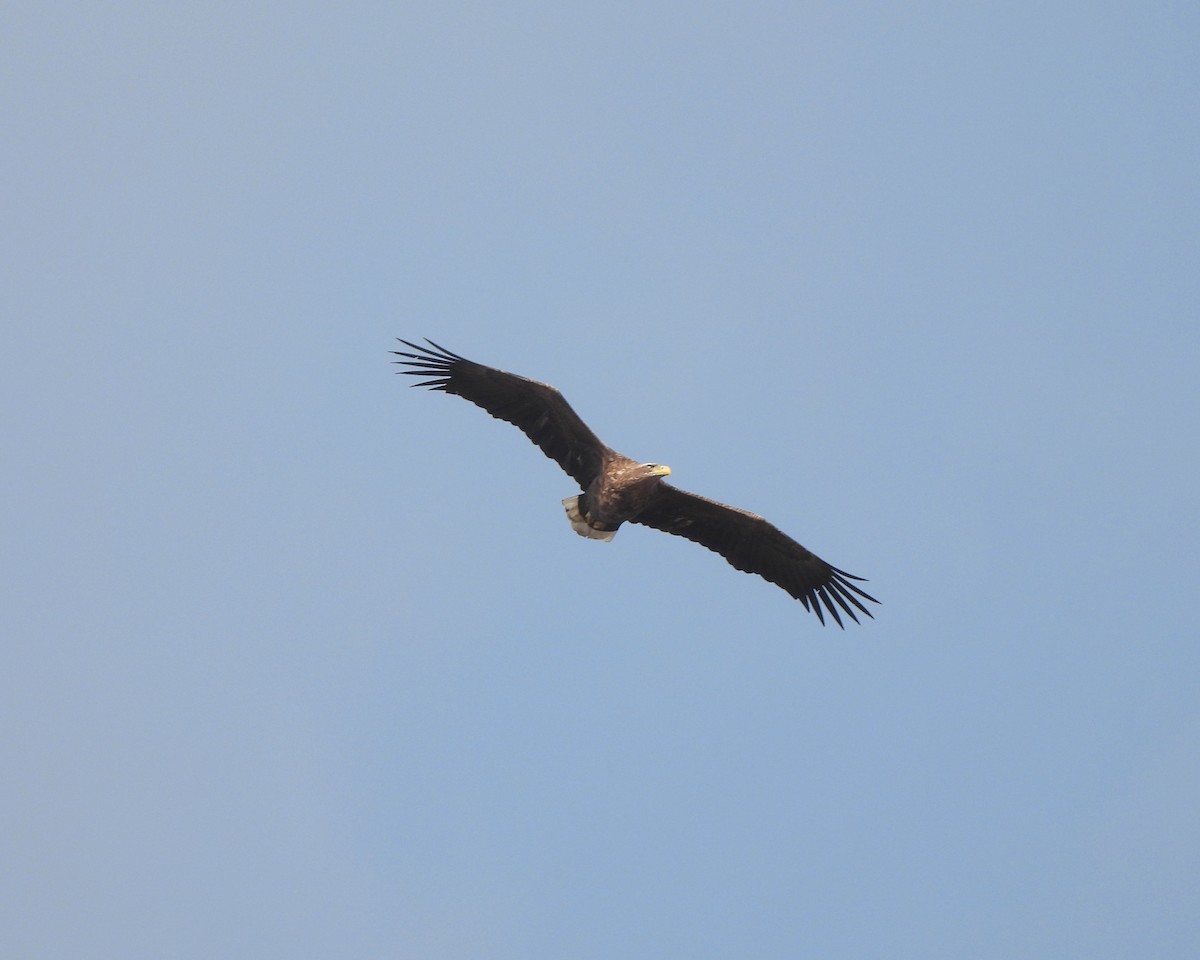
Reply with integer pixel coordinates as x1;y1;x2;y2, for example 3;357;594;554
394;339;878;627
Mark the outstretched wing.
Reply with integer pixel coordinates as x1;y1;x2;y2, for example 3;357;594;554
393;339;612;488
635;485;879;627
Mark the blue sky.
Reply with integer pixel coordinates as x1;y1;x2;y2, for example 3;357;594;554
3;2;1197;957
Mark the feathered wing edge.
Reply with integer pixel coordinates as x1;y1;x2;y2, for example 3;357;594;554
634;485;879;627
392;338;470;390
392;338;612;488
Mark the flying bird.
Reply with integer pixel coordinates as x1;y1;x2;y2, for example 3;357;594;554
393;339;878;627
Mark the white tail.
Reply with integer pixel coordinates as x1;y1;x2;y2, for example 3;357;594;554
561;496;617;541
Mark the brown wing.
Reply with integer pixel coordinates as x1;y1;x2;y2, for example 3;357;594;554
392;339;611;488
634;484;879;627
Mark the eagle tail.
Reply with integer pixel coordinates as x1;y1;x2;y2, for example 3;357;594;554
561;496;617;542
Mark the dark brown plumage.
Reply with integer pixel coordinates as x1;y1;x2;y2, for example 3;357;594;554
393;339;878;627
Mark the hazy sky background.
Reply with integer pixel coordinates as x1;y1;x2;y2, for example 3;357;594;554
3;3;1197;957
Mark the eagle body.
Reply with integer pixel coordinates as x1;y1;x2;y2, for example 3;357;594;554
394;339;878;627
564;457;673;541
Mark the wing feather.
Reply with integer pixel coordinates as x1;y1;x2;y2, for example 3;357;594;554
634;485;879;627
392;339;611;488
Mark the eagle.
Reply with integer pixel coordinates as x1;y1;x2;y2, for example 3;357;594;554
393;339;878;627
